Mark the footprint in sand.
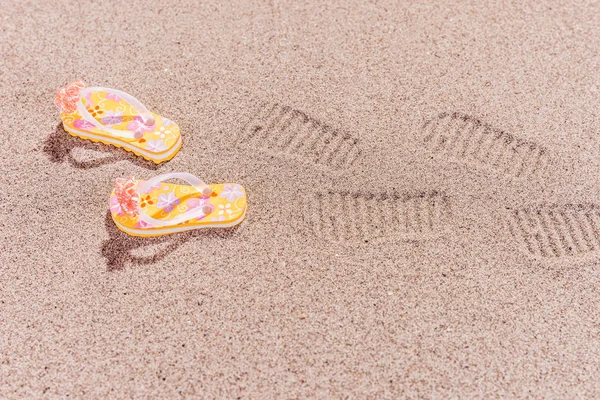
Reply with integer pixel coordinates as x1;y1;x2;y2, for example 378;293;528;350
302;190;453;244
505;204;600;259
237;102;361;169
421;112;550;180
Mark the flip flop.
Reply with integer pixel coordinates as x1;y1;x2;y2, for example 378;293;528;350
110;173;247;237
55;81;182;163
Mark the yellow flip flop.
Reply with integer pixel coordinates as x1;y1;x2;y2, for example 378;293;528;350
110;173;247;237
55;81;182;163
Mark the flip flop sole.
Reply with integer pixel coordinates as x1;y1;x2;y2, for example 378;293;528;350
64;125;182;163
112;207;247;237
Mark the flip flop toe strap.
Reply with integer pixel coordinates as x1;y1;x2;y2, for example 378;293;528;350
135;173;213;227
77;86;156;139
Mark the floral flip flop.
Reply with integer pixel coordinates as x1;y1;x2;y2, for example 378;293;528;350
55;81;182;163
110;173;247;237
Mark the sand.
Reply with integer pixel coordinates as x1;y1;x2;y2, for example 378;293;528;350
2;0;600;397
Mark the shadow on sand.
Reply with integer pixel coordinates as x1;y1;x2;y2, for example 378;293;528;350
101;211;239;271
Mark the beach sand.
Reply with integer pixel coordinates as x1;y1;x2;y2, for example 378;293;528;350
2;0;600;397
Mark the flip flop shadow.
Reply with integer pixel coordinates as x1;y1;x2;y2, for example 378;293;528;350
101;211;240;271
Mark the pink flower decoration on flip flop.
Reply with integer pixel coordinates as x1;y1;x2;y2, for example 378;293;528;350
74;119;95;131
127;116;155;138
106;92;122;102
157;192;180;213
114;177;140;217
101;110;123;127
55;80;85;113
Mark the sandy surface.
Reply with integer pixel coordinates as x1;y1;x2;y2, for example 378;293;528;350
2;0;600;398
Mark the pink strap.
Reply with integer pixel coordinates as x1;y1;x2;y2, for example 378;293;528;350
77;87;156;139
137;173;213;227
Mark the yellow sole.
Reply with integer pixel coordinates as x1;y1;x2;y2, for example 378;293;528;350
112;208;247;237
66;129;182;164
